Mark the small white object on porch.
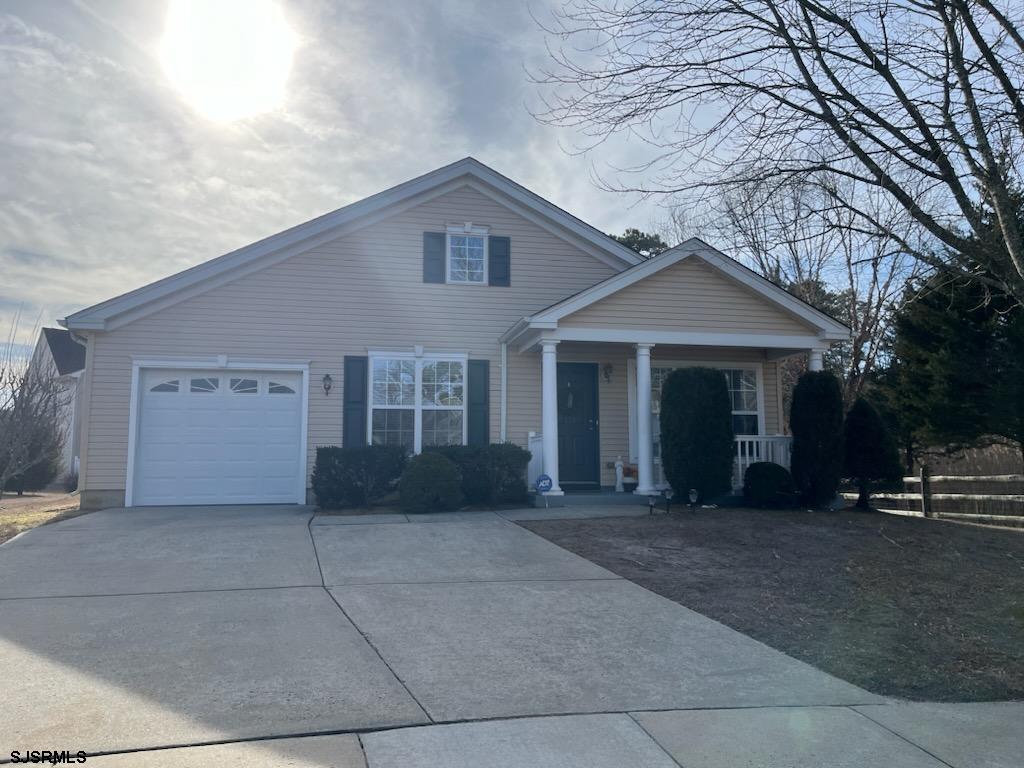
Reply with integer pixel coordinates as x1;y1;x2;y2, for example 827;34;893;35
540;340;563;495
634;343;658;495
808;349;825;371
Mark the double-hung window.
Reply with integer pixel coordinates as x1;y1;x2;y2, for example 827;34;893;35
446;224;488;284
369;353;466;452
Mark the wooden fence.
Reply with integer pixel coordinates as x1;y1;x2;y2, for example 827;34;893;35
843;469;1024;528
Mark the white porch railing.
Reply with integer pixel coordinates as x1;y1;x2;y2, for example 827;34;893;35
733;435;793;491
526;431;792;494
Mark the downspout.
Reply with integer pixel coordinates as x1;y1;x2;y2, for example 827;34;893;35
499;341;508;442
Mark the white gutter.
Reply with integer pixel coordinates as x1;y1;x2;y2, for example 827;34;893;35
499;341;508;442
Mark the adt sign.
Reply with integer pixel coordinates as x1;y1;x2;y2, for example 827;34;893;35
535;474;553;494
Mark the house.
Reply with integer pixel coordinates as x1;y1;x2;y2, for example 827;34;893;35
29;327;87;478
60;158;848;509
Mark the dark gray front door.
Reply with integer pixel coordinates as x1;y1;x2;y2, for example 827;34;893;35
557;362;600;489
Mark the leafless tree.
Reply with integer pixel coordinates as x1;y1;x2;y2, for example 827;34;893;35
658;174;920;408
0;320;68;499
536;0;1024;301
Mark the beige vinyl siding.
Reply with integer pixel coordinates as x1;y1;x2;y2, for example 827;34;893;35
563;257;817;335
81;184;618;496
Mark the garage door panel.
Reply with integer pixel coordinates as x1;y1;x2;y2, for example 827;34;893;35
134;369;304;506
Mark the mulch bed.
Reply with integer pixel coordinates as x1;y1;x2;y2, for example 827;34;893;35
521;508;1024;702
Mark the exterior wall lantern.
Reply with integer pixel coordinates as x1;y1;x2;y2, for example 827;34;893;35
602;364;614;383
322;373;333;396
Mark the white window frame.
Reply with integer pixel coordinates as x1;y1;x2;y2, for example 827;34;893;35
627;359;766;478
445;223;489;285
367;350;469;452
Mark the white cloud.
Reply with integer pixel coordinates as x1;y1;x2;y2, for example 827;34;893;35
0;0;664;331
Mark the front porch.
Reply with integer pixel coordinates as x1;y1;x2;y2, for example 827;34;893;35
519;341;800;498
501;240;849;498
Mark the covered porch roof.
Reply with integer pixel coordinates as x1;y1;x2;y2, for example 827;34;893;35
502;238;850;358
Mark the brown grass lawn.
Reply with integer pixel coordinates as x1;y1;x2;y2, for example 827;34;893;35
521;508;1024;702
0;492;86;545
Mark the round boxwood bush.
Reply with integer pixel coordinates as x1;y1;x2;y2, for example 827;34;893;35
743;462;796;508
660;367;735;503
399;452;464;514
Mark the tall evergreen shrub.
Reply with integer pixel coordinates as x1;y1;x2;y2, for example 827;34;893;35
843;397;902;508
790;371;844;506
659;367;734;502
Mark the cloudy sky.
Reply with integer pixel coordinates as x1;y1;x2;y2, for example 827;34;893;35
0;0;665;342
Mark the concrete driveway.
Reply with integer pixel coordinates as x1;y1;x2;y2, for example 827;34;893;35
0;506;1018;767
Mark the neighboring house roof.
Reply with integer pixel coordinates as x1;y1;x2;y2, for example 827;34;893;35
41;327;86;375
62;157;644;331
502;237;851;344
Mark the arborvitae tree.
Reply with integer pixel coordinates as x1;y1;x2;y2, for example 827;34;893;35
790;371;845;507
659;367;734;502
843;398;902;509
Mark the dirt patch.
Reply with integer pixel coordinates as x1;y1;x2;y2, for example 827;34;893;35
0;492;85;545
521;508;1024;702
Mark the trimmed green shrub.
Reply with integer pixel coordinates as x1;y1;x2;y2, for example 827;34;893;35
311;445;406;509
660;367;735;502
790;371;845;507
427;443;531;505
400;452;464;514
743;462;796;508
843;397;902;509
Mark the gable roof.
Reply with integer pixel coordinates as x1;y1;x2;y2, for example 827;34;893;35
502;238;851;344
41;327;86;375
62;158;643;331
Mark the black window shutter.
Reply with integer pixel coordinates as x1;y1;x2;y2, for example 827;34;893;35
423;232;446;283
467;359;490;446
343;356;368;447
488;236;510;287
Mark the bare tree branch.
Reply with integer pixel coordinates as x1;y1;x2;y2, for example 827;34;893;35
535;0;1024;301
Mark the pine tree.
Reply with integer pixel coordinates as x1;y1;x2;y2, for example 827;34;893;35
843;398;902;508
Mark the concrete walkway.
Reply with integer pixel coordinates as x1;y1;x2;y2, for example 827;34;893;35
0;505;1019;766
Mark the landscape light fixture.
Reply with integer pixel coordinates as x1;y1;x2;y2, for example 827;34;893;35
689;488;698;509
664;488;674;514
648;494;657;515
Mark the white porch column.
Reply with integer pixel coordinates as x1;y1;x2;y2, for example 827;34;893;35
540;340;563;495
634;343;658;495
808;349;825;372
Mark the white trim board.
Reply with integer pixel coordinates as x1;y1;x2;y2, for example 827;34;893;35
124;357;310;507
63;158;641;331
512;327;828;353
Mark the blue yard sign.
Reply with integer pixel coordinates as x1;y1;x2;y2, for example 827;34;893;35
535;474;553;493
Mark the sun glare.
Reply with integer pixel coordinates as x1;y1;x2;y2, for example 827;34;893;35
159;0;297;122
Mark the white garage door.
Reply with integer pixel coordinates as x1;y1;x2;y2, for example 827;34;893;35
132;369;304;506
